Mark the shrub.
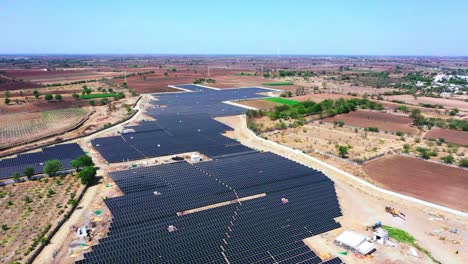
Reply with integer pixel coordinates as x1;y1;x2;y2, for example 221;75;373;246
459;158;468;168
441;155;455;164
24;167;35;180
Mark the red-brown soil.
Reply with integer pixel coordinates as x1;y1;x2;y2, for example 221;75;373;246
424;127;468;146
0;76;41;91
363;155;468;211
237;99;279;110
322;110;419;134
384;95;468;112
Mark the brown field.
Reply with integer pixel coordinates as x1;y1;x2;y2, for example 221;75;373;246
0;175;84;264
384;95;468;111
4;69;121;84
0;108;89;148
424;127;468;146
0;76;41;91
322;110;419;134
237;99;279;110
363;155;468;211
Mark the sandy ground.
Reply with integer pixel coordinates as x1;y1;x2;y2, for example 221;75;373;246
216;115;468;264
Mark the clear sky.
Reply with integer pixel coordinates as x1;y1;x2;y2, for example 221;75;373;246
1;0;467;56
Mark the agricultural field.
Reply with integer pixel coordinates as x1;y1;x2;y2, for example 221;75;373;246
261;122;405;161
424;127;468;146
0;108;88;148
363;155;468;211
264;97;300;105
0;76;41;91
3;69;122;85
0;175;84;263
322;110;419;135
262;81;294;86
384;95;468;112
237;99;279;110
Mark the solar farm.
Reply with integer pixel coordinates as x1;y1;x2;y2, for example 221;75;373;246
77;84;344;263
0;143;85;180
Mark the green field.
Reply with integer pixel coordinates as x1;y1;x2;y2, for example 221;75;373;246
80;93;117;99
264;97;300;106
262;81;294;86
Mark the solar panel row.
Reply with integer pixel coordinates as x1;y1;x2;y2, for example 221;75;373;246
78;151;342;264
0;143;85;180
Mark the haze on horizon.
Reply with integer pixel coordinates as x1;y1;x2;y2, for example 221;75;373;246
1;0;467;56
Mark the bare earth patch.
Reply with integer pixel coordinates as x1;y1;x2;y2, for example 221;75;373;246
363;155;468;212
323;110;419;135
424;127;468;146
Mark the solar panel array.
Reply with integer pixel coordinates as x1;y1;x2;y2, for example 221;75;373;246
81;85;343;263
0;143;85;179
92;114;252;163
78;152;343;264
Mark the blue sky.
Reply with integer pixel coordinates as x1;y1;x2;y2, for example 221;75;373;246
1;0;467;55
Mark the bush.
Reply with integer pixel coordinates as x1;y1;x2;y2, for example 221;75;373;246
89;100;96;106
336;145;350;158
366;127;379;132
44;94;53;101
441;155;455;164
24;167;35;180
459;158;468;168
55;94;62;101
396;131;404;137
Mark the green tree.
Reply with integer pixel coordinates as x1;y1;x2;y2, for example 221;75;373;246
100;98;108;105
44;160;62;176
33;90;40;99
55;94;62;101
4;91;11;97
44;94;53;101
4;97;10;104
72;93;79;99
77;166;96;185
24;167;35;180
89;100;96;106
71;155;94;171
336;145;350;158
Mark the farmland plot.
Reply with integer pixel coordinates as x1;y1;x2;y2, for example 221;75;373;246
0;175;84;263
0;108;88;148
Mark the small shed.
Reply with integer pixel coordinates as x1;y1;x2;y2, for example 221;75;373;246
334;230;375;255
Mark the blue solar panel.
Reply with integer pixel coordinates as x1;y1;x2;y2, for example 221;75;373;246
0;143;85;179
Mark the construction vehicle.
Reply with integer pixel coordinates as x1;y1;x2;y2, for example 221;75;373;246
385;207;406;220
